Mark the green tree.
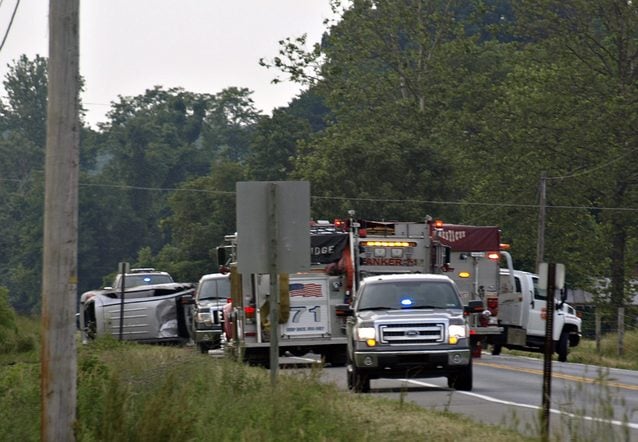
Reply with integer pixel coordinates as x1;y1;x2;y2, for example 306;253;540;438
201;87;263;162
157;160;247;281
0;56;49;313
266;0;486;221
473;1;638;296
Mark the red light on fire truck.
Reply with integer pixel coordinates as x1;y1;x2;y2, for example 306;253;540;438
487;252;500;261
433;219;444;229
500;243;511;250
333;218;346;230
244;306;256;318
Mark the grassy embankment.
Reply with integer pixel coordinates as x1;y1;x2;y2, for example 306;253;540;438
0;315;536;442
3;314;637;441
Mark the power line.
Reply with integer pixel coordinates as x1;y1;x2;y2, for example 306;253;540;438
0;0;20;54
3;177;635;212
547;148;637;181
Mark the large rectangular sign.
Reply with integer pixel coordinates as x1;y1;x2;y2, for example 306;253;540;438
236;181;310;274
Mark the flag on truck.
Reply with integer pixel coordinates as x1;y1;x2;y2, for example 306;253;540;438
289;283;323;297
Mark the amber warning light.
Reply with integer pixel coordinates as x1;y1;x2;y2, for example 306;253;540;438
361;241;417;247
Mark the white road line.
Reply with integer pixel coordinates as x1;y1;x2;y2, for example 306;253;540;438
399;378;638;430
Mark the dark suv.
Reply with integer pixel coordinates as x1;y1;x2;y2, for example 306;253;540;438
346;273;472;393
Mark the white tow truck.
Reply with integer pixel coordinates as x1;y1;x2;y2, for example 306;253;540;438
491;268;581;362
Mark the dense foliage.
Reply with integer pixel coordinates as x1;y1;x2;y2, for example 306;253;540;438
0;0;636;314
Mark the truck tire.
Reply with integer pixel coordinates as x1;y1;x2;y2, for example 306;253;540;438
352;367;370;393
491;343;502;356
324;350;347;367
556;330;569;362
347;354;370;393
447;360;473;391
199;343;209;354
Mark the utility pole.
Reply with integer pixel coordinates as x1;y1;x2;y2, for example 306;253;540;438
536;172;547;272
41;1;80;441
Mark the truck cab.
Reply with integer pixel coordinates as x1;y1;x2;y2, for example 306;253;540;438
192;273;229;353
495;269;581;361
346;273;472;393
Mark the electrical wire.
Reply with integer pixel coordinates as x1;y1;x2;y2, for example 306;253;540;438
1;176;636;212
0;0;20;54
547;148;637;181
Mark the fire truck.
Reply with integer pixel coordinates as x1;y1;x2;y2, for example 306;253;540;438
218;221;352;367
352;218;581;360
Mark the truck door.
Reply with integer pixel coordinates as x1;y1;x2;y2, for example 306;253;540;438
524;274;547;337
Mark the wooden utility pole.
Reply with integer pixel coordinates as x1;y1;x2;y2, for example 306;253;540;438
41;1;80;441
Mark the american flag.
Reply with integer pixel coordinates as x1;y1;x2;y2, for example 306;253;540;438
289;282;323;297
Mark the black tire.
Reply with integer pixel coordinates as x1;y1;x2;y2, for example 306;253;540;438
199;343;209;354
491;343;502;356
447;360;473;391
556;330;569;362
346;353;370;393
324;350;347;367
352;366;370;393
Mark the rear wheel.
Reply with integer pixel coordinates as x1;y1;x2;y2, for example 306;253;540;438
491;343;502;356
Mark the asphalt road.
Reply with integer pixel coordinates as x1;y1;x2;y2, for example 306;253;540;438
279;353;638;441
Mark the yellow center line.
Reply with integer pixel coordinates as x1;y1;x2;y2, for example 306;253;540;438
475;360;638;391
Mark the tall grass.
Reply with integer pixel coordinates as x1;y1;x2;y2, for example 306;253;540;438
569;331;638;370
1;335;533;442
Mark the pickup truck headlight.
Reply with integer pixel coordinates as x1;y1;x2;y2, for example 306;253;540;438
448;323;468;345
354;326;377;347
196;312;213;325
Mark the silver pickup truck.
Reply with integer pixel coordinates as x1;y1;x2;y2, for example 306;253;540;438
346;273;473;393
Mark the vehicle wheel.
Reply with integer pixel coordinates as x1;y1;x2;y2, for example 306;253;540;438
199;343;209;354
346;353;370;393
491;343;502;356
352;366;370;393
556;330;569;362
447;360;473;391
324;350;347;367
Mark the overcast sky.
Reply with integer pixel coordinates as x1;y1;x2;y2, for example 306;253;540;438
0;1;336;127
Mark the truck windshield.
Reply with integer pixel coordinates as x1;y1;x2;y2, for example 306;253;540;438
197;278;230;301
358;281;462;310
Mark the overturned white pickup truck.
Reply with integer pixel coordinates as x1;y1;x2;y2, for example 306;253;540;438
78;282;195;344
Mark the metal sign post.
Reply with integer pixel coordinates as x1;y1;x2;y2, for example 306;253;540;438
538;262;565;442
236;181;310;386
118;262;129;340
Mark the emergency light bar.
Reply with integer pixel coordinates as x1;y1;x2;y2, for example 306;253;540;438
360;241;417;247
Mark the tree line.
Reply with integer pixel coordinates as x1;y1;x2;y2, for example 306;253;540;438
0;0;636;315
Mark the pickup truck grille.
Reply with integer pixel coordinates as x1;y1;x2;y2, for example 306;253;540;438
379;322;445;345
